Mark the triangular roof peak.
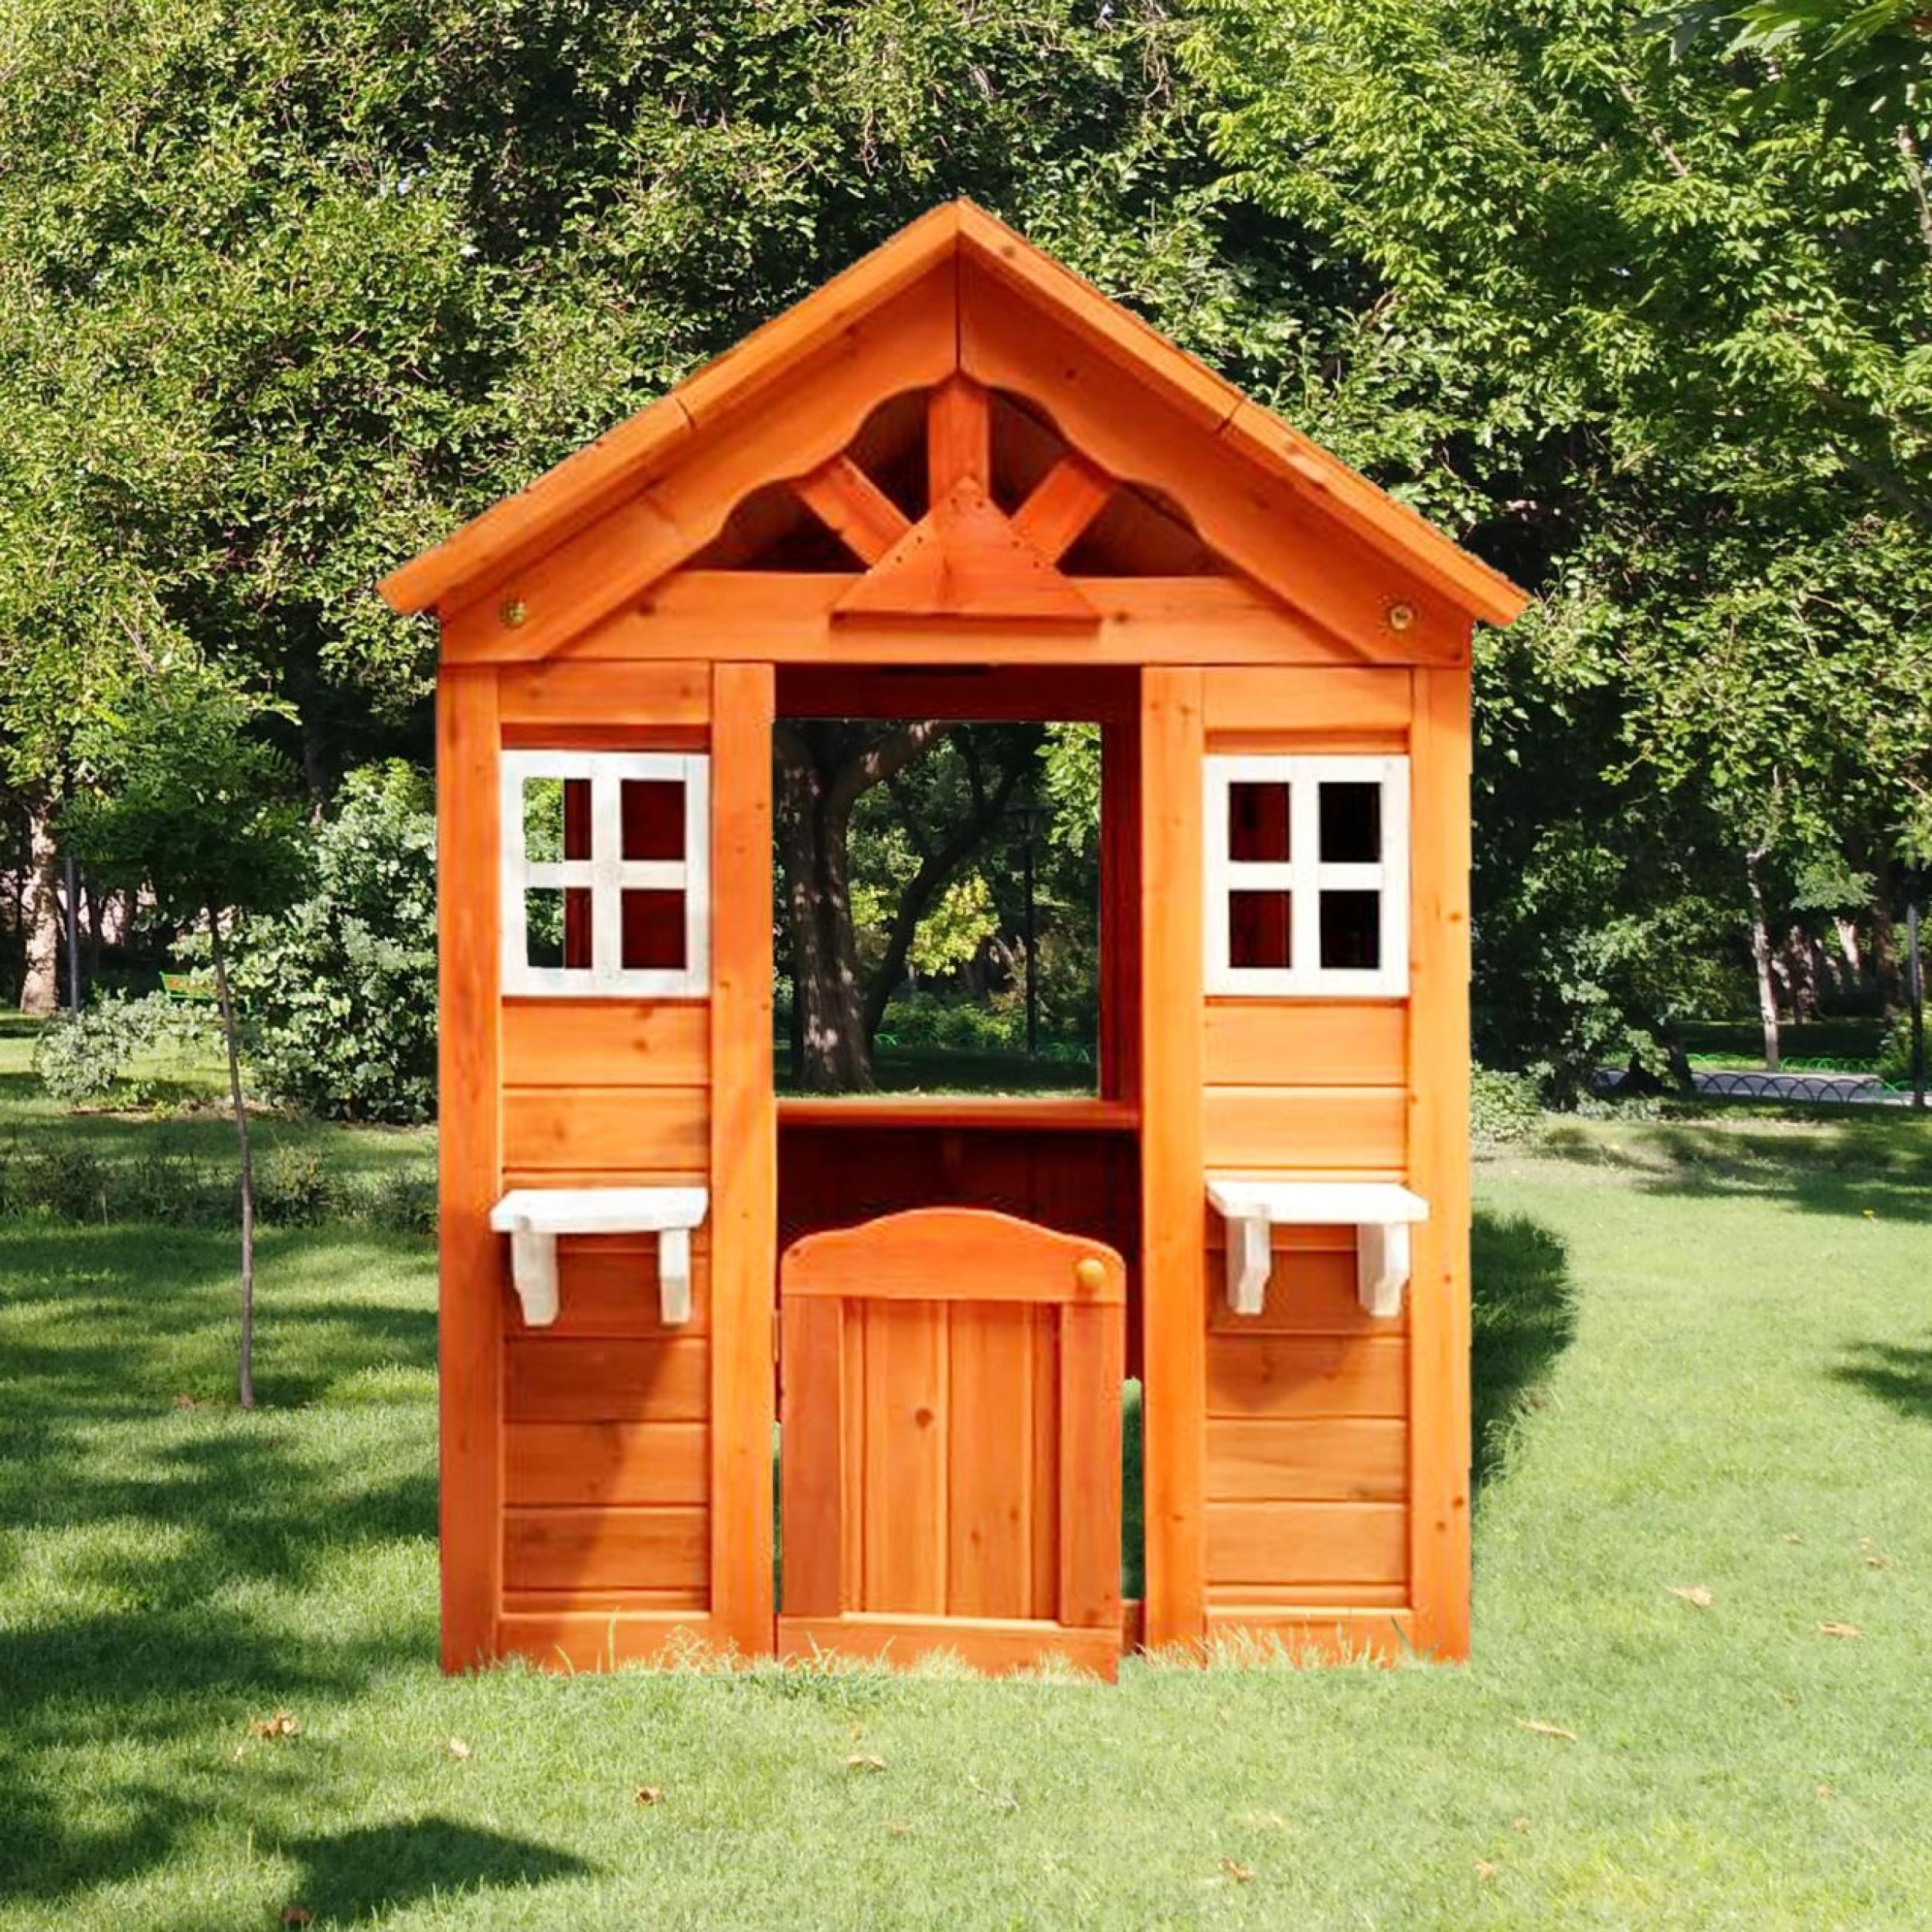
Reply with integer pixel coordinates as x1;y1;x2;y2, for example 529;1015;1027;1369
381;200;1529;644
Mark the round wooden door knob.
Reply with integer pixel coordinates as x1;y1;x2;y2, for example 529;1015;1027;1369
1073;1256;1109;1293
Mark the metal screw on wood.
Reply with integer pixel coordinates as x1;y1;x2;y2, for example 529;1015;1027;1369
500;598;529;628
1386;601;1416;631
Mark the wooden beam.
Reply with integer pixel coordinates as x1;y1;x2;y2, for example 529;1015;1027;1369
927;375;990;501
1406;663;1473;1659
1139;668;1207;1655
546;573;1365;668
1012;453;1114;562
436;665;503;1671
709;662;777;1660
794;454;912;566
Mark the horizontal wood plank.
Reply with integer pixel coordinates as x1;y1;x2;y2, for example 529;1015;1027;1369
496;661;710;726
558;573;1360;667
501;1087;709;1172
505;1421;709;1505
1206;1335;1408;1419
1202;1085;1406;1170
505;1505;709;1590
1206;1499;1408;1587
1203;666;1412;738
496;1610;719;1671
502;1165;706;1193
1205;1418;1407;1502
501;1001;709;1088
505;1338;710;1422
777;1614;1120;1680
1205;1247;1408;1335
501;1239;712;1338
1203;1003;1406;1090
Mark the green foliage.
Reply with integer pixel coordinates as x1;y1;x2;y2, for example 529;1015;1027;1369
230;762;438;1125
1471;1064;1547;1145
64;664;304;927
30;992;219;1106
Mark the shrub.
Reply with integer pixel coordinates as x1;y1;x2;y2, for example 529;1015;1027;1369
230;762;437;1124
252;1147;342;1226
32;992;219;1106
1471;1065;1545;1146
1878;1012;1925;1087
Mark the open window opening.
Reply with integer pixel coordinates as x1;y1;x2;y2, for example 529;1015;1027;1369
772;716;1103;1096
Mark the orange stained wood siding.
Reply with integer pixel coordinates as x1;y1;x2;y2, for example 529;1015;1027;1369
500;1087;710;1172
500;1238;713;1339
1139;668;1207;1652
436;666;502;1671
1203;665;1413;739
707;662;777;1658
1202;1002;1406;1090
1201;1086;1408;1172
505;1420;709;1505
499;1000;709;1088
1406;662;1475;1657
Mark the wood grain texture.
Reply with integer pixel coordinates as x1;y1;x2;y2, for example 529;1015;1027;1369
1202;1002;1406;1090
505;1421;709;1505
500;1001;709;1089
1204;1247;1408;1337
1202;1086;1407;1171
496;661;709;727
435;665;502;1670
504;1506;709;1590
784;1206;1124;1304
1202;665;1413;739
1406;662;1474;1658
927;375;991;497
1205;1500;1408;1587
1205;1418;1407;1502
1012;451;1114;562
779;1296;844;1618
795;452;912;564
500;1087;709;1172
1057;1301;1124;1631
505;1338;710;1423
708;661;777;1657
501;1239;712;1338
1206;1335;1408;1420
563;572;1359;667
1139;668;1207;1652
946;1303;1036;1618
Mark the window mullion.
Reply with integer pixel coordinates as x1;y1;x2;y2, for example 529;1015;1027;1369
591;767;624;985
1289;764;1319;988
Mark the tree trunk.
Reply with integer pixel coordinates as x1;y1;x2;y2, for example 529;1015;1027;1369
209;910;257;1410
19;801;61;1017
1745;847;1781;1073
774;737;875;1090
1871;869;1904;1019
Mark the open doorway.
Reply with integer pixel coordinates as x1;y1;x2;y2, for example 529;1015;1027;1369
772;713;1103;1096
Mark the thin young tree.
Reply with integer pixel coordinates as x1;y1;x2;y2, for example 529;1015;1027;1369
66;666;304;1407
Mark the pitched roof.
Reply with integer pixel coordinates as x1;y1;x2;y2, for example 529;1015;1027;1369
379;200;1529;631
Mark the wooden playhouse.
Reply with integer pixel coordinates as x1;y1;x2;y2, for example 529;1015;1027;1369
380;202;1529;1679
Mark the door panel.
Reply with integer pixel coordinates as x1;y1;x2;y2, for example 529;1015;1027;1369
777;1207;1125;1677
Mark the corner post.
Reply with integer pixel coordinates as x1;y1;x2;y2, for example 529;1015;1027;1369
1139;668;1207;1653
1406;660;1474;1657
709;662;777;1658
437;662;503;1669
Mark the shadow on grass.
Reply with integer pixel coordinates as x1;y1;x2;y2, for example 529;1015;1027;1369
1536;1114;1932;1223
284;1818;593;1922
1832;1338;1932;1423
0;1219;439;1907
1471;1208;1577;1498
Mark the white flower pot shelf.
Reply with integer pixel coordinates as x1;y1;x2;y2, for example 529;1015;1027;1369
488;1188;710;1328
1206;1177;1430;1319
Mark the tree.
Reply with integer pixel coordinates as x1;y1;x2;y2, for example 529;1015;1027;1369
774;721;1035;1088
1189;0;1932;1072
66;665;304;1408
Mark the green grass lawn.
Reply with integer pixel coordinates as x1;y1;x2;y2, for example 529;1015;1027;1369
2;1070;1930;1927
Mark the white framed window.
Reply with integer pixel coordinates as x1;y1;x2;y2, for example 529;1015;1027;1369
1203;754;1409;997
501;750;710;998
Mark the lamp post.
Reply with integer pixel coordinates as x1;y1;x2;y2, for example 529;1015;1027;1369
1010;800;1049;1060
